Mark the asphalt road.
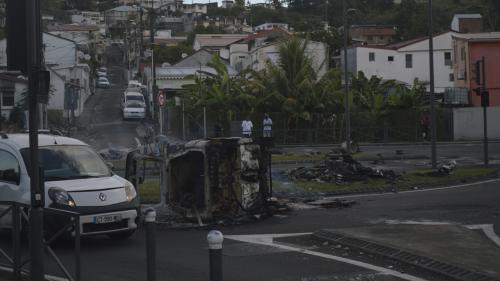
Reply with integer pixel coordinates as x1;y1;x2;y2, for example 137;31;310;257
76;45;141;152
1;178;497;281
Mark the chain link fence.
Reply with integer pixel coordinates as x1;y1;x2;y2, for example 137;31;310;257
165;106;455;145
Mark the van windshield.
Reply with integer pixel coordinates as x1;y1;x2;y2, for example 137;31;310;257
126;95;144;102
21;145;111;181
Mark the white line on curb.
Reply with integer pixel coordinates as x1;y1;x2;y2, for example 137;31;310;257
226;233;427;281
465;224;500;247
324;178;500;200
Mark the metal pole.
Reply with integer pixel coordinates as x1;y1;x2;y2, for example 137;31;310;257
207;230;223;281
74;216;81;281
145;209;157;281
428;0;437;169
27;0;45;279
182;97;186;140
203;107;207;138
482;56;488;166
12;204;20;280
140;0;144;57
342;0;351;154
160;108;163;135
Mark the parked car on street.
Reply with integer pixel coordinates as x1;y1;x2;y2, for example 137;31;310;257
0;133;140;239
96;77;110;88
122;91;146;120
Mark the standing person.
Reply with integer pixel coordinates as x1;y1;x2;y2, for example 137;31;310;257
241;117;253;138
420;110;430;141
263;113;273;138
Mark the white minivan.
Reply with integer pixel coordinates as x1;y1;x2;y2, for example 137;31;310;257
0;133;140;239
122;91;146;120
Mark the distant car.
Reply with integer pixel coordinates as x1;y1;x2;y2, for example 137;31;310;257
97;67;108;77
122;91;146;120
122;102;146;120
97;77;111;88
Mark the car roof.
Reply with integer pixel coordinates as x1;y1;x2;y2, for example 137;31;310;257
125;92;143;97
1;134;88;150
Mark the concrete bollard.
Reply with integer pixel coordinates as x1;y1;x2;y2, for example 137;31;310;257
145;208;157;281
207;230;224;281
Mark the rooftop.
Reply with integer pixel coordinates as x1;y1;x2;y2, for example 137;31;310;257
144;65;238;79
194;34;248;47
452;32;500;42
48;24;100;32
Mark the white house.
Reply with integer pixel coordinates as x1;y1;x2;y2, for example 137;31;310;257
193;34;248;54
342;31;455;92
254;23;289;32
0;73;28;122
0;33;78;68
71;11;105;25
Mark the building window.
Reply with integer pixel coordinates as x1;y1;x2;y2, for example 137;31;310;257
367;35;374;41
1;91;14;107
388;56;394;62
460;47;465;61
369;52;375;62
449;73;454;82
444;52;452;66
405;54;413;68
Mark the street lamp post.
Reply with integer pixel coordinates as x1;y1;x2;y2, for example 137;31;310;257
428;0;437;168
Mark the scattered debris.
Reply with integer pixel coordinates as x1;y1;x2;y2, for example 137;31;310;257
288;153;398;184
306;199;357;209
438;160;457;175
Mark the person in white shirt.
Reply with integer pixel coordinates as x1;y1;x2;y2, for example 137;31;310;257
241;117;253;137
263;113;273;138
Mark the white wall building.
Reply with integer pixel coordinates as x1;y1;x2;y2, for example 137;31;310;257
342;31;455;92
254;23;289;32
71;11;105;25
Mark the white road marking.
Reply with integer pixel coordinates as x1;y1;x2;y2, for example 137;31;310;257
374;219;454;225
465;224;500;247
324;178;500;200
226;233;427;281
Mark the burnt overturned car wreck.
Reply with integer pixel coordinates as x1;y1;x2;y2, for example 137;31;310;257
126;137;276;223
168;138;273;220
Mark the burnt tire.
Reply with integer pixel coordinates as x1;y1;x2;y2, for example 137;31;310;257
107;230;135;240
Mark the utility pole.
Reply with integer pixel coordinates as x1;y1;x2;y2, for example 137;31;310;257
140;0;144;57
481;56;489;166
149;0;155;44
428;0;437;169
342;0;351;154
27;0;45;278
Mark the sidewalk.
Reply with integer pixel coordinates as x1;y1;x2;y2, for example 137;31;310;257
311;224;500;281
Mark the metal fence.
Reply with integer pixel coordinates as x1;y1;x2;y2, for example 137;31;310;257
165;107;455;144
0;201;82;281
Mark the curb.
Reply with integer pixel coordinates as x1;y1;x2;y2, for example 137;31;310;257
276;140;500;149
312;230;499;281
274;171;500;199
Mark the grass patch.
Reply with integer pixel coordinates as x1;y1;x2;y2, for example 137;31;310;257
138;179;161;200
272;153;324;163
291;166;497;192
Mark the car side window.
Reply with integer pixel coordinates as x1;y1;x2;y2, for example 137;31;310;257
0;150;20;184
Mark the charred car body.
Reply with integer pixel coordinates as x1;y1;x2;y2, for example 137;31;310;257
127;137;273;221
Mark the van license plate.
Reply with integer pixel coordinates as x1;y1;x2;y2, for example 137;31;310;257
94;215;122;224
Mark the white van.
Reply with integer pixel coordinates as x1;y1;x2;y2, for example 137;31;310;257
0;133;139;239
122;92;146;120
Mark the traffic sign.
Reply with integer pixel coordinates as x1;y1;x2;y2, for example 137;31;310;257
158;91;166;107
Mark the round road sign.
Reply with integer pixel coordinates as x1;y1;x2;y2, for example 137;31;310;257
158;91;166;107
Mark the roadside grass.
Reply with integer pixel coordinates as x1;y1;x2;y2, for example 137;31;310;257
290;166;497;192
137;179;161;200
272;153;324;162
